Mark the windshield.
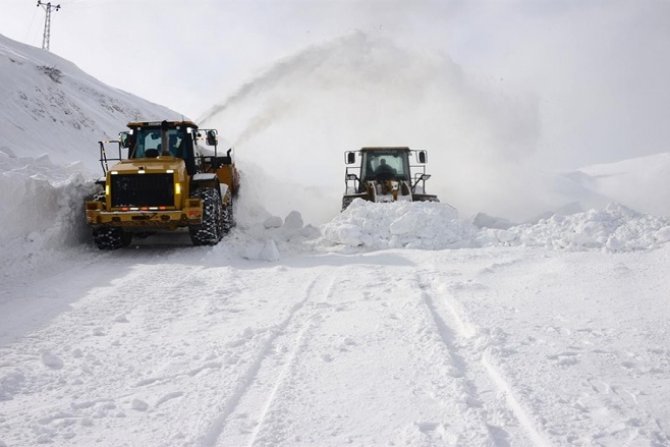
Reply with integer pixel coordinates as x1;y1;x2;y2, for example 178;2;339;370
362;151;409;180
131;128;187;159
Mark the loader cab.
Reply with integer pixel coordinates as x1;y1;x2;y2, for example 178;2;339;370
123;121;199;175
342;146;437;210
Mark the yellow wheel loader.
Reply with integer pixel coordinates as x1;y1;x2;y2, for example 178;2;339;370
341;147;438;210
85;120;240;249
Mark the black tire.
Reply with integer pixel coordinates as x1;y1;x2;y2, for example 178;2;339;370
93;227;131;250
222;198;234;234
189;187;223;246
342;196;354;211
413;194;440;203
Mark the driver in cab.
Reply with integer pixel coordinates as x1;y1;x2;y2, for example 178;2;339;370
375;158;397;176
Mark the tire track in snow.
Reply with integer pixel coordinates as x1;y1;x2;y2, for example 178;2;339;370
196;274;333;447
480;352;553;447
244;275;337;447
417;270;553;447
416;273;498;445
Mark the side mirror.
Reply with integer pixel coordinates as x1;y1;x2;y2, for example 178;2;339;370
119;131;132;149
346;152;356;164
418;151;427;164
206;129;218;146
346;173;358;181
420;173;431;181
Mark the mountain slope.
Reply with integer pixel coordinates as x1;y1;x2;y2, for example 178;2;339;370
575;152;670;217
0;33;180;172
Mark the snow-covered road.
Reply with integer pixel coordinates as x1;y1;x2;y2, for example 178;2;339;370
2;244;668;447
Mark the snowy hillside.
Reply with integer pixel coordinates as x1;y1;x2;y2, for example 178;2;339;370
1;33;670;447
0;33;180;170
576;152;670;217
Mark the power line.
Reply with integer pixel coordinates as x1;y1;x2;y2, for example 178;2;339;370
36;1;61;52
24;6;39;43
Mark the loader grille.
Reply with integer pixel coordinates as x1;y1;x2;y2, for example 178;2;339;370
110;173;174;208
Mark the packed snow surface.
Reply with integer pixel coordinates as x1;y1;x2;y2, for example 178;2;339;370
2;239;669;446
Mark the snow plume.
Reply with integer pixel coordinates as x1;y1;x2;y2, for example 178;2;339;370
201;32;548;223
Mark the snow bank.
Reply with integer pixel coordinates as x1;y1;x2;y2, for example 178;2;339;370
322;200;477;250
321;200;670;253
0;149;94;277
217;210;321;262
483;203;670;252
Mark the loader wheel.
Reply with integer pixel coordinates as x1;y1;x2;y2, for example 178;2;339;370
189;187;223;246
93;227;131;250
221;197;234;234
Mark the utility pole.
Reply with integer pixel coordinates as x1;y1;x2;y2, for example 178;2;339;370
36;1;61;52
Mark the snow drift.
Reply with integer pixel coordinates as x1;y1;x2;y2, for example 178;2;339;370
0;149;95;278
322;200;670;253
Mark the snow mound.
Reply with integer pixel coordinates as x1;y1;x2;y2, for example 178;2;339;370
483;203;670;252
322;199;477;250
229;210;321;262
321;201;670;253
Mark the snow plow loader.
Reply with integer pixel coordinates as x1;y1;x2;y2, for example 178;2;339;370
85;120;240;249
341;147;438;210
